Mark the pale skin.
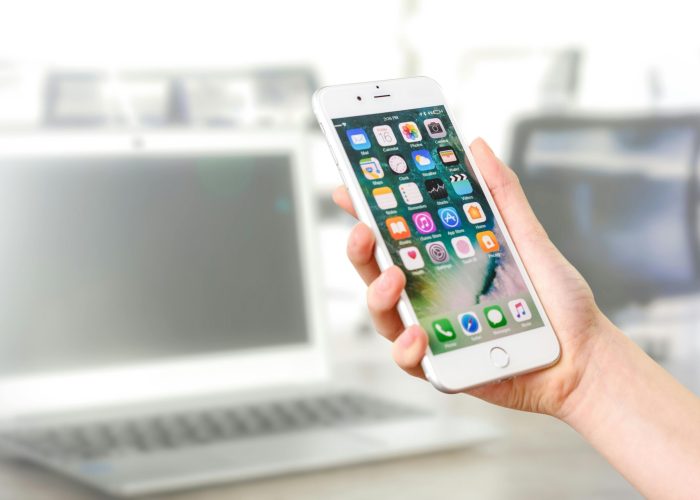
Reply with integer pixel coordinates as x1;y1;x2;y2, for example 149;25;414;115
333;138;700;499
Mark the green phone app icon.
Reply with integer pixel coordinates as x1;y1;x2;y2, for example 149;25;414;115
432;318;457;342
484;305;508;328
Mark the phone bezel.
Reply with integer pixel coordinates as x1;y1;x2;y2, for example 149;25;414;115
313;76;560;392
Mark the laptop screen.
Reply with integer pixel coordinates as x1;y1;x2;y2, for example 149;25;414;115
0;153;309;376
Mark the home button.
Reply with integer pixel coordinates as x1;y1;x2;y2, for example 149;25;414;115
490;347;510;368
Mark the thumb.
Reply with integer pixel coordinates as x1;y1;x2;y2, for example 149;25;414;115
469;137;556;262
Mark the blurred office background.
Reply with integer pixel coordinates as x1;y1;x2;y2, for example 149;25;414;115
1;0;700;497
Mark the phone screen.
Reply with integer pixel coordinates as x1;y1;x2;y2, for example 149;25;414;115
332;105;545;355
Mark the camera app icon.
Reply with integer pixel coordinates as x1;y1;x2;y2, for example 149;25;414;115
423;118;447;139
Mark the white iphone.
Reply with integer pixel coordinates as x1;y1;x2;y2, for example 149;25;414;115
313;77;560;392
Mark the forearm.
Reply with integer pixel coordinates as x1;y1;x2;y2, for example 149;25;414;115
562;319;700;499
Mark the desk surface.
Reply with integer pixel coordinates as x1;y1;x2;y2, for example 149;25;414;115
0;334;646;500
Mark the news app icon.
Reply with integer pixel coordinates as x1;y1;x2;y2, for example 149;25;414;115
412;211;436;235
386;216;411;240
424;118;447;139
399;246;425;271
372;125;397;147
508;298;532;322
399;121;422;143
346;128;370;150
359;157;384;180
372;186;398;210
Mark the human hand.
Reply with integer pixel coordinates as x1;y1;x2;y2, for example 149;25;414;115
332;138;614;419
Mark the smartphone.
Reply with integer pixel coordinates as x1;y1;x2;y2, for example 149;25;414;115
313;77;560;392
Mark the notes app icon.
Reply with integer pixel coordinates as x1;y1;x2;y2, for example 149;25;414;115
372;187;398;210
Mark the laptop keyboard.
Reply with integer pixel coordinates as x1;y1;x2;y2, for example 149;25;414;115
2;392;426;462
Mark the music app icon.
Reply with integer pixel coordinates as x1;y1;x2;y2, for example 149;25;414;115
411;211;437;235
508;298;532;322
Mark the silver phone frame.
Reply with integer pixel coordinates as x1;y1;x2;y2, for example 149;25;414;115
313;76;560;392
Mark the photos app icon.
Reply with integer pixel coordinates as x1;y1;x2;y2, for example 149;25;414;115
399;121;422;143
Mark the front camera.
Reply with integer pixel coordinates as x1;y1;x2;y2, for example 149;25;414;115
356;96;362;101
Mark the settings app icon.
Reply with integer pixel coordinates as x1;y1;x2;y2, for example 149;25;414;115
425;241;450;264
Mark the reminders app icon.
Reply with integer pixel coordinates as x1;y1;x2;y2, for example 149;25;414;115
346;128;370;150
399;182;423;205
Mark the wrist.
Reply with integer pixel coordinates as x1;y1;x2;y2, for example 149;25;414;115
555;313;629;427
554;313;700;499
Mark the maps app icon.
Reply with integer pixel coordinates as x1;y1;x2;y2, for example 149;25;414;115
359;157;384;180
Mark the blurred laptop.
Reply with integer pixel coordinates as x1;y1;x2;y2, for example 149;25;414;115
0;132;496;497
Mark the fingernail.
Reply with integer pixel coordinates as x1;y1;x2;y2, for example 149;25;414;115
377;271;394;291
399;329;417;348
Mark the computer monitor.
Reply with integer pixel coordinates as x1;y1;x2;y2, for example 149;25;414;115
509;115;700;314
0;132;327;416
